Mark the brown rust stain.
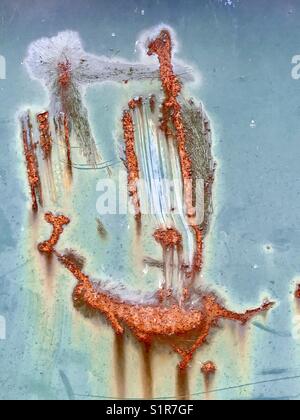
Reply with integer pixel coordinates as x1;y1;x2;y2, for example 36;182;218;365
147;30;194;221
62;113;73;178
122;109;141;223
58;60;71;88
21;112;43;212
96;218;108;240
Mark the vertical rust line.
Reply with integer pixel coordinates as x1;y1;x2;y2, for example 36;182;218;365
114;334;126;399
141;344;153;399
176;367;190;400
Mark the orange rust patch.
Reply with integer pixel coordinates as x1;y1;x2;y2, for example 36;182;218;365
128;97;143;110
37;111;52;160
122;109;141;221
38;213;70;254
154;228;182;249
201;361;216;376
201;361;216;399
21;113;43;212
38;213;275;370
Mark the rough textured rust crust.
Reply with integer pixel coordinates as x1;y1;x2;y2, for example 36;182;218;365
38;213;275;370
21;113;43;212
182;99;215;237
154;228;182;249
128;97;143;110
295;284;300;299
37;111;53;160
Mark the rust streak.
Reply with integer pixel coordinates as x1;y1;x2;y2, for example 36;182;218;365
63;113;73;177
37;111;52;160
148;30;204;282
114;334;126;399
21;113;43;212
38;213;70;254
148;30;194;221
295;284;300;300
141;344;153;399
176;367;190;400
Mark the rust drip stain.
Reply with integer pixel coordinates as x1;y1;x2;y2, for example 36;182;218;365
201;360;217;376
295;284;300;300
114;334;126;399
176;367;190;400
21;113;43;212
37;111;53;160
149;94;156;113
141;344;153;399
122;109;141;223
38;213;275;370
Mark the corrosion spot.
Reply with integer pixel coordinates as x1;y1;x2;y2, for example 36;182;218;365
58;60;71;88
201;360;217;376
154;228;182;249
